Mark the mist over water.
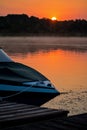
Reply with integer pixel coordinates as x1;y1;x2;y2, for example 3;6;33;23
0;36;87;115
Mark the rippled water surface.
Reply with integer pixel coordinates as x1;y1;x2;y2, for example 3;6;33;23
0;36;87;115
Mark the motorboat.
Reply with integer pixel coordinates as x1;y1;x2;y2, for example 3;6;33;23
0;48;60;106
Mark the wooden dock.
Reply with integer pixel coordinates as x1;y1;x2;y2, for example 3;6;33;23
0;101;68;129
0;101;87;130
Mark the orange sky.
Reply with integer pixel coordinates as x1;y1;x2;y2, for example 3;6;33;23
0;0;87;20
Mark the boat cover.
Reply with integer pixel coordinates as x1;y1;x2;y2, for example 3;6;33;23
0;49;13;62
0;62;48;85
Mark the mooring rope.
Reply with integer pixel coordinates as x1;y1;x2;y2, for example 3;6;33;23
0;85;32;101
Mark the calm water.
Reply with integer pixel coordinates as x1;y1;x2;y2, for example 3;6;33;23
0;36;87;115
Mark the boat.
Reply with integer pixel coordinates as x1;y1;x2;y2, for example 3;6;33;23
0;48;60;106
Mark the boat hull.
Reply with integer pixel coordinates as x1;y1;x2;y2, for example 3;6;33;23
0;84;59;106
0;49;60;106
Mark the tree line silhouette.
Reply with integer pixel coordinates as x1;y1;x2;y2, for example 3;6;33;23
0;14;87;36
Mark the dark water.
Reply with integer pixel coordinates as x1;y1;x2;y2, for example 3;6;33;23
0;36;87;115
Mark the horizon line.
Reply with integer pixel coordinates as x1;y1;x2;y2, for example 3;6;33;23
0;13;87;21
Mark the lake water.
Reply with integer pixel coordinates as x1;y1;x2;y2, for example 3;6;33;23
0;36;87;115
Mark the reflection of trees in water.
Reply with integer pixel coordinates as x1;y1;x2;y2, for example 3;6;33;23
0;44;58;55
0;37;87;55
0;43;87;55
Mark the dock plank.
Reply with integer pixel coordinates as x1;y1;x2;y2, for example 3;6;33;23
0;101;68;129
1;101;87;130
6;113;86;130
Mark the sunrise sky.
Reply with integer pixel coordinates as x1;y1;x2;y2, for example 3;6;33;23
0;0;87;20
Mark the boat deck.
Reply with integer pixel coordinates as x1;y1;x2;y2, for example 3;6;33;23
0;101;87;130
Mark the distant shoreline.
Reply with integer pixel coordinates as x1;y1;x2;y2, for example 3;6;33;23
0;33;87;37
0;14;87;37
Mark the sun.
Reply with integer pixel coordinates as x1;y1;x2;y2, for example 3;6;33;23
51;17;57;21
